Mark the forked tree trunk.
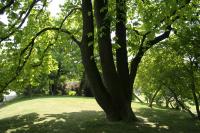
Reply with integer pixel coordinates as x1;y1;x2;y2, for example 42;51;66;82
80;0;176;121
149;88;161;108
80;0;137;122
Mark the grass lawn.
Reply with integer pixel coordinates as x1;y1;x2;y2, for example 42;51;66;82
0;96;200;133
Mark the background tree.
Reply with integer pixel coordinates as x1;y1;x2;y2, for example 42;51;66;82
170;23;200;119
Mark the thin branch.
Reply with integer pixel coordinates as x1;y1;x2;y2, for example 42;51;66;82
8;10;27;31
19;27;80;67
0;0;15;14
60;7;81;29
128;1;192;90
144;26;172;50
36;0;48;19
0;0;40;43
133;92;144;103
33;7;82;67
33;27;82;67
142;0;191;37
31;43;53;67
0;27;80;93
129;24;172;89
58;28;81;46
132;29;141;36
55;7;81;42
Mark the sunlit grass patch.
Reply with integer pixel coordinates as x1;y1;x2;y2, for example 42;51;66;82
0;96;200;133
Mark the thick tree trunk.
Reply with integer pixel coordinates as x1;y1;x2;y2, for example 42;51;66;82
116;0;132;102
80;0;138;122
81;0;113;114
94;0;137;121
115;0;138;121
80;72;93;97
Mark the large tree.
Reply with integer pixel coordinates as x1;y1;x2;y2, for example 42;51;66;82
79;0;195;121
0;0;198;122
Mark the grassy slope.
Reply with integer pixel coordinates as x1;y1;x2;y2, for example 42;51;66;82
0;96;199;133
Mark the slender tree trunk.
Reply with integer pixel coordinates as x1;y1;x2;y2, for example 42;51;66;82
129;48;144;89
190;68;200;119
149;88;161;108
165;99;169;108
133;93;144;103
164;97;171;108
169;101;175;109
197;92;200;100
166;85;196;118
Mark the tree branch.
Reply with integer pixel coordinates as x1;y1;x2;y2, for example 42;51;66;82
132;29;141;36
0;0;40;43
128;1;192;91
31;43;53;67
0;26;80;93
145;26;172;50
33;7;82;67
129;47;144;89
140;0;192;38
54;7;81;42
36;0;48;19
0;0;15;14
59;7;81;29
161;81;196;118
19;27;81;71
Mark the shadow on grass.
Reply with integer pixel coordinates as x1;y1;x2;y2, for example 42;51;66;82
0;110;200;133
135;107;200;133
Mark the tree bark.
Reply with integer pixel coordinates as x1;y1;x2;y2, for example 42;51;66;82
81;0;122;121
94;0;137;121
116;0;132;102
80;72;93;97
149;88;161;108
115;0;138;121
190;66;200;119
80;0;138;122
81;0;113;114
197;92;200;100
129;48;145;89
164;97;171;108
